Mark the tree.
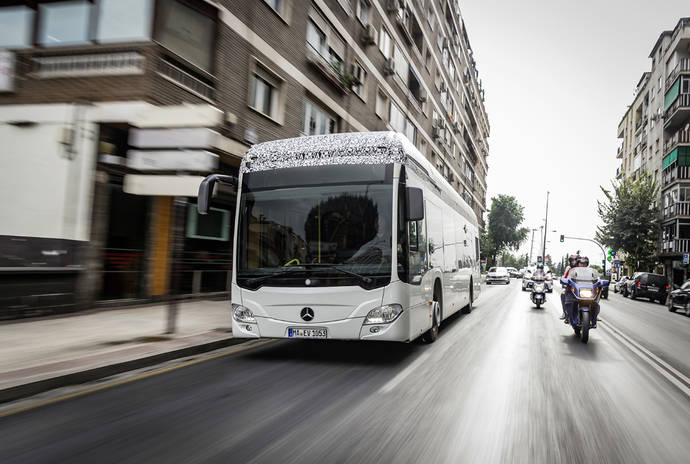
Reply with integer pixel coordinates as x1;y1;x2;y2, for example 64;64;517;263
483;194;529;267
596;174;660;273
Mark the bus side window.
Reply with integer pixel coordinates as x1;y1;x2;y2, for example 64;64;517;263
408;219;426;282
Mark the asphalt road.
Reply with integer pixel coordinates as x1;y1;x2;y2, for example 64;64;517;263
1;282;689;464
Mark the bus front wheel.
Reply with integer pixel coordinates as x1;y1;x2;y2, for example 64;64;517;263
422;288;442;343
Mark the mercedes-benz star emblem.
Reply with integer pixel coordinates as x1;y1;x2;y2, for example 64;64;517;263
300;307;314;322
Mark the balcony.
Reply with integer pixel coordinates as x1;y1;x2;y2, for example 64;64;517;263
664;94;690;131
617;145;623;159
662;164;690;186
616;166;623;179
661;238;690;255
305;44;350;93
157;58;215;102
663;201;690;219
665;57;690;90
664;128;690;154
33;51;145;78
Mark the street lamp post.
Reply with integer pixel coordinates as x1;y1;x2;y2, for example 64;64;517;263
542;191;550;265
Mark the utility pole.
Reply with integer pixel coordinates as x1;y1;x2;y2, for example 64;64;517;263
542;191;550;265
529;228;536;264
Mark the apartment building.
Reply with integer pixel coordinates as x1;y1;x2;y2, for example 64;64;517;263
616;17;690;283
0;0;490;317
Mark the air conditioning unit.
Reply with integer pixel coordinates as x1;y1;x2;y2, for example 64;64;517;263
361;24;376;46
383;58;395;76
453;121;461;133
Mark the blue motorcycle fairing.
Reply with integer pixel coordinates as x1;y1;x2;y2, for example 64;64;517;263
561;278;609;326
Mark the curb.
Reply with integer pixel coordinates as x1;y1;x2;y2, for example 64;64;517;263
0;336;245;404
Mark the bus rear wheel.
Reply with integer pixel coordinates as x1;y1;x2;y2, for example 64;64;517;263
461;279;473;314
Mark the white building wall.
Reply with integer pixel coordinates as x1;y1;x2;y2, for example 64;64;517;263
0;104;97;241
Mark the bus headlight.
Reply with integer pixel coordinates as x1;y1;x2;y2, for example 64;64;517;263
364;304;403;325
232;304;256;323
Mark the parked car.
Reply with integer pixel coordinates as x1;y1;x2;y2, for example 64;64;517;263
667;280;690;316
486;267;510;285
623;272;669;304
613;276;630;293
506;267;520;278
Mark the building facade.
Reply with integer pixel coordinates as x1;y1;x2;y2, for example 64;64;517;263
616;18;690;283
0;0;490;318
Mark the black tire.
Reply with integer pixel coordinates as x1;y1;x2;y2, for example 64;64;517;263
462;280;473;314
536;302;541;309
580;312;590;343
574;325;581;337
630;289;637;300
685;304;690;317
668;297;676;312
422;286;442;343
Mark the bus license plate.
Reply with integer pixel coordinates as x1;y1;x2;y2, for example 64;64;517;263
288;328;327;339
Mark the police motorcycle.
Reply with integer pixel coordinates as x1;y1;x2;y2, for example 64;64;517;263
560;268;609;343
530;278;547;308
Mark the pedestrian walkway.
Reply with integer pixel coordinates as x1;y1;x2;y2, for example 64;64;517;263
0;299;234;402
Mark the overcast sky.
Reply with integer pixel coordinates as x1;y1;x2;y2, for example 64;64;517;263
460;0;689;268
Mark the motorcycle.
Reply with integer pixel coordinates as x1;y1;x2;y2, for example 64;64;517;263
560;276;609;343
530;280;547;308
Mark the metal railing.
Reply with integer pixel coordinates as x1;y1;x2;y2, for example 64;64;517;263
665;57;690;89
664;128;690;154
663;201;690;219
157;58;215;102
664;94;690;121
663;238;690;254
34;52;145;78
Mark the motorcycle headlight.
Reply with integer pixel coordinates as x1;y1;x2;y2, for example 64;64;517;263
579;289;594;299
364;304;403;325
534;285;545;292
232;303;256;323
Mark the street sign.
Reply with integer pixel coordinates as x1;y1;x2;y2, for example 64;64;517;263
683;254;689;265
614;260;621;266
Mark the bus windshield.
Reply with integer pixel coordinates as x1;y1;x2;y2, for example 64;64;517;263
237;164;394;289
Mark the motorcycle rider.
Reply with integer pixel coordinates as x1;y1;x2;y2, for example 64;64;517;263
560;255;579;320
533;263;546;281
563;256;601;326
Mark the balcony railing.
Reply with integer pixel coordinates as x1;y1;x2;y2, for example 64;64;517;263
661;238;690;254
664;128;690;154
34;52;145;78
305;44;350;93
157;58;215;102
663;201;690;219
665;57;690;90
664;94;690;122
662;165;690;186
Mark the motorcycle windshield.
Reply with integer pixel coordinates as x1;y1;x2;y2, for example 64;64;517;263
569;268;599;283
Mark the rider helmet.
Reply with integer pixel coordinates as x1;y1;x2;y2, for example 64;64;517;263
578;256;589;266
536;263;544;270
568;254;579;267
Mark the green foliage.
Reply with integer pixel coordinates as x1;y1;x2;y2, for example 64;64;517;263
590;264;603;273
596;174;660;273
482;194;529;267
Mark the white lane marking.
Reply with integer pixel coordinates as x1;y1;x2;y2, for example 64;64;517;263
599;320;690;398
379;351;432;394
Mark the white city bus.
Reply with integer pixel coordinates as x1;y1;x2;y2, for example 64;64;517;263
198;131;481;343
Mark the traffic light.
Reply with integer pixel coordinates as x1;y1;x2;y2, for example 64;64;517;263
560;235;564;242
611;250;616;257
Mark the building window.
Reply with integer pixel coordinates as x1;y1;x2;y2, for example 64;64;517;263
376;89;388;120
264;0;282;13
250;75;276;118
96;0;153;43
379;26;391;59
389;101;406;133
437;30;444;50
351;61;366;100
405;117;416;145
427;8;435;30
39;1;92;46
393;44;409;84
157;0;216;73
303;99;336;135
0;6;33;48
307;18;327;55
356;0;369;25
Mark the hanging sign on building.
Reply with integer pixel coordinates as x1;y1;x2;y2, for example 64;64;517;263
0;51;15;92
127;149;219;172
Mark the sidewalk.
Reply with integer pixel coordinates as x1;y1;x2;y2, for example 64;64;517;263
0;299;237;403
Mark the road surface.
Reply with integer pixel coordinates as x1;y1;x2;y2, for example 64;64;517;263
1;282;688;463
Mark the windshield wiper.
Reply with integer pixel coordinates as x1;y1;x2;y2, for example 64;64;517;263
301;263;373;284
244;268;307;287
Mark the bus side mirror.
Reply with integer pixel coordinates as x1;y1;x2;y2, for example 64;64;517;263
406;187;424;221
197;174;236;215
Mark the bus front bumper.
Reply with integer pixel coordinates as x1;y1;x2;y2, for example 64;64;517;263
232;310;410;342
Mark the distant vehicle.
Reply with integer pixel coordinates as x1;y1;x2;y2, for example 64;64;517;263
530;279;547;308
506;267;520;278
522;271;534;291
667;280;690;316
487;267;510;285
613;276;629;293
623;272;668;304
518;267;529;278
